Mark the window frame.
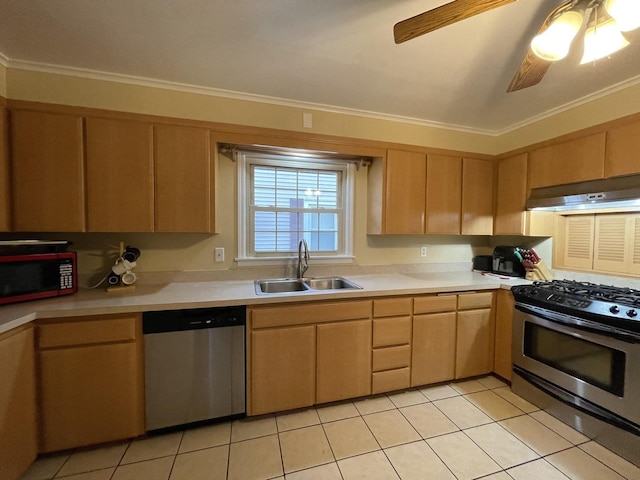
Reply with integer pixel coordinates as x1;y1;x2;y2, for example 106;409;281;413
236;150;355;265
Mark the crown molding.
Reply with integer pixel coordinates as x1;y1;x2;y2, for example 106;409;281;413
3;53;640;138
496;74;640;136
5;56;493;136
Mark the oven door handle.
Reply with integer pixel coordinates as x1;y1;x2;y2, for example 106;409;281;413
514;366;640;436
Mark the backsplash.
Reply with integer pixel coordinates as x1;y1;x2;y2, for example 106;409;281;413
80;262;474;288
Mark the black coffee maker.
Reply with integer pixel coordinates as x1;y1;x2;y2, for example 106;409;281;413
492;246;525;277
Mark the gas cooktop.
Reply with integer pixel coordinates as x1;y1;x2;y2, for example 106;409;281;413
512;280;640;335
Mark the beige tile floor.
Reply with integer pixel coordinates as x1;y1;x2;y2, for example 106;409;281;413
21;375;640;480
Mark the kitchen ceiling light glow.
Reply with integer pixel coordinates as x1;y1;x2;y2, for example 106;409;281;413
531;10;585;61
580;6;630;64
605;0;640;31
530;0;638;65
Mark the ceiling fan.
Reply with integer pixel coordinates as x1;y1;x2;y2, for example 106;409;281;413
393;0;640;92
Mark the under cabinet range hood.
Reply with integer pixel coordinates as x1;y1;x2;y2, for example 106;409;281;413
526;175;640;211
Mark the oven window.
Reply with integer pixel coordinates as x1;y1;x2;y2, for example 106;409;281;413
524;322;625;397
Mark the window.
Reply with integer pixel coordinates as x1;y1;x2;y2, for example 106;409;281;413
237;150;355;262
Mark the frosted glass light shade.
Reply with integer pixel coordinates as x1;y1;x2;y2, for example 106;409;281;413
580;17;630;64
605;0;640;31
531;10;584;61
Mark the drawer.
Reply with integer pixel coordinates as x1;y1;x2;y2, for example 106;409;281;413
373;297;412;317
373;317;411;347
372;367;410;394
413;295;457;314
373;345;411;371
251;300;372;328
457;292;494;310
37;314;139;349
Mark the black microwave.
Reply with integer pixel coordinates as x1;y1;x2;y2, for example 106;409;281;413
0;241;77;305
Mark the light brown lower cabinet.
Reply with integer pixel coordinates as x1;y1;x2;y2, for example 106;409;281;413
456;292;495;379
250;325;316;416
371;298;412;394
248;300;372;415
0;325;37;480
411;312;457;385
494;289;515;380
411;294;458;386
36;314;145;453
317;319;372;403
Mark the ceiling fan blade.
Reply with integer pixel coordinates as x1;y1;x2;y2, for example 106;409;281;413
506;50;551;92
506;0;573;92
394;0;517;44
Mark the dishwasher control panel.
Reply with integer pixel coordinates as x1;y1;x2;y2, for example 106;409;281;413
143;305;246;333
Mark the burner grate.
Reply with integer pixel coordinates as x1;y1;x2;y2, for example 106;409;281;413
531;280;640;308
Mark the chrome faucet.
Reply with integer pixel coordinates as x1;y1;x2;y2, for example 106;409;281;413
297;239;310;279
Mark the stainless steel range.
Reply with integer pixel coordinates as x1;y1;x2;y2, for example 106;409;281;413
511;280;640;466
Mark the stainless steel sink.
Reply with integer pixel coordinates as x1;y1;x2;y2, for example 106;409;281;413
304;276;361;290
254;278;309;294
254;276;361;295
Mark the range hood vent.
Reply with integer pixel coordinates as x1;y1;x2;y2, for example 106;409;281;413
526;175;640;211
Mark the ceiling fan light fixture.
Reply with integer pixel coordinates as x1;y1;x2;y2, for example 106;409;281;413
580;9;630;64
531;9;584;61
605;0;640;31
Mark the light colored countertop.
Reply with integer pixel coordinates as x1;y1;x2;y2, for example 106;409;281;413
0;271;529;335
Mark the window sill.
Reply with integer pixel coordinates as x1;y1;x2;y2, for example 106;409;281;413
235;255;355;267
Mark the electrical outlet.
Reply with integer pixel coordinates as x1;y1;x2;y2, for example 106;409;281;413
420;246;427;257
303;112;313;128
215;247;224;262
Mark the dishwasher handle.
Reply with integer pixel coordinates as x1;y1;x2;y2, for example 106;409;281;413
143;305;246;334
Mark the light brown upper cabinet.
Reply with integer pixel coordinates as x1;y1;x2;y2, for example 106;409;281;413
154;125;214;232
605;120;640;178
11;110;85;231
494;153;555;236
426;154;461;234
495;153;528;235
461;158;494;235
0;106;10;232
368;149;426;234
86;117;154;232
528;133;606;189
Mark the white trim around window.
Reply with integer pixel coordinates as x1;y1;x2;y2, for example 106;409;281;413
236;150;355;265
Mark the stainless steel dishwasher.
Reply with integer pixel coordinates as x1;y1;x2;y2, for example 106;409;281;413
143;305;246;432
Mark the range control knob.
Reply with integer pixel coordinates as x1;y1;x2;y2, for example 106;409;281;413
610;305;620;314
627;309;637;318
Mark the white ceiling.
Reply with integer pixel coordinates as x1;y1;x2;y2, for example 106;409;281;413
1;0;640;134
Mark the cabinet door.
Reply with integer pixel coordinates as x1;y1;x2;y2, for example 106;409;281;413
426;154;461;234
316;319;371;404
154;124;213;232
38;341;142;452
529;133;605;189
494;153;527;235
411;312;456;386
0;326;37;480
0;106;10;231
86;117;154;232
456;309;494;379
494;290;514;380
461;158;494;235
384;150;426;234
251;326;315;415
11;110;85;231
605;120;640;178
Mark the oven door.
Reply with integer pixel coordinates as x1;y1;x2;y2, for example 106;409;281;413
513;306;640;428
